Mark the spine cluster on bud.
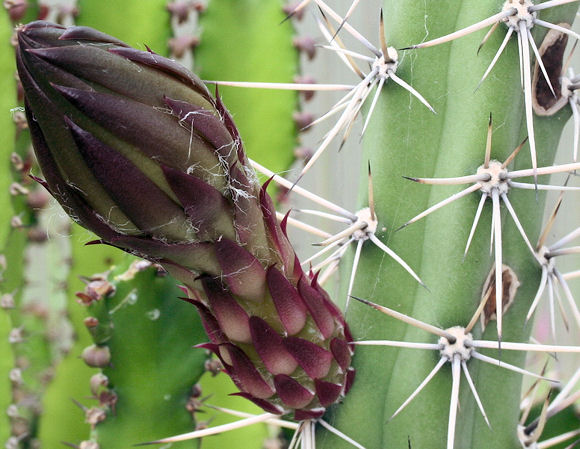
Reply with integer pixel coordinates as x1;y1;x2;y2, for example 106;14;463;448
16;21;353;419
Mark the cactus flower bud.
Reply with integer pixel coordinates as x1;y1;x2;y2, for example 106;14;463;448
16;21;353;419
81;345;111;368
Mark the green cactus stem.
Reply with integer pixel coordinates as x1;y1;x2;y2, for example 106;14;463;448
196;0;299;173
1;8;17;444
76;0;171;51
76;257;209;447
37;224;129;448
322;1;579;448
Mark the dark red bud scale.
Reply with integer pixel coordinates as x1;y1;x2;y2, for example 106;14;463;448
298;277;336;339
274;374;315;409
315;379;343;407
284;337;333;380
202;277;252;343
249;317;298;375
215;238;266;300
266;266;308;336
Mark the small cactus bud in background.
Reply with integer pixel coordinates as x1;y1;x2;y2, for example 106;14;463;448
293;75;317;101
84;407;107;428
16;21;353;419
1;293;15;309
81;345;111;368
89;373;109;397
83;317;99;329
3;0;28;23
26;187;50;210
283;2;305;21
9;368;23;385
79;442;100;449
293;35;316;60
293;111;315;131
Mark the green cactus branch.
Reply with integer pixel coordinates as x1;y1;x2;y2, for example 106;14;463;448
77;258;208;447
323;1;580;449
77;0;171;51
38;225;129;448
0;7;16;442
196;0;299;174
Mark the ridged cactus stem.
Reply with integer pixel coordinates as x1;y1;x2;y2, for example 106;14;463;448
196;0;300;174
1;6;17;444
74;258;209;447
322;1;580;449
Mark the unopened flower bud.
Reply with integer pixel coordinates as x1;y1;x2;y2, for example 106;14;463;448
84;317;99;329
81;345;111;368
89;373;109;396
4;0;28;22
17;21;354;419
79;442;100;449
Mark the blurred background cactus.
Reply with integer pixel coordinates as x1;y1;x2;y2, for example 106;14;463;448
1;1;580;449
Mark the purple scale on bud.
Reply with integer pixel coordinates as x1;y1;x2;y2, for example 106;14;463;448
284;337;333;380
249;317;298;375
65;116;193;242
219;344;275;399
330;337;352;372
297;277;335;339
274;374;315;409
259;178;295;267
180;297;227;345
294;408;325;421
314;379;342;407
16;21;354;420
162;96;238;165
162;165;235;241
215;238;266;301
266;266;307;336
202;277;251;344
232;392;284;415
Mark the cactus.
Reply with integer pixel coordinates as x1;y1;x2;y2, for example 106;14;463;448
322;2;580;448
74;257;209;448
2;1;580;449
1;5;16;444
195;0;299;173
